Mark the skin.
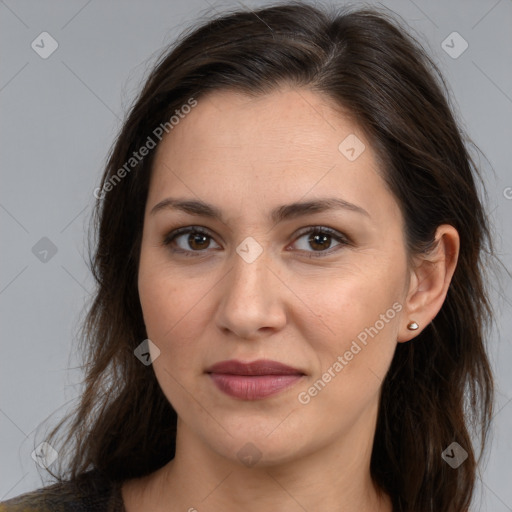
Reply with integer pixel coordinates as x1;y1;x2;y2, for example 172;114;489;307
122;87;459;512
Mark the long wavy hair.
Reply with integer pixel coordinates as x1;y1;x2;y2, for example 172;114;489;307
42;3;496;511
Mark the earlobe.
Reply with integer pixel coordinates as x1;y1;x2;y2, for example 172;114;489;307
397;224;460;343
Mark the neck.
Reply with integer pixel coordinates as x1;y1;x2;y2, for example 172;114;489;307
122;408;392;512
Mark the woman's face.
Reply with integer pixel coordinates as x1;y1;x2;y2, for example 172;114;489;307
138;87;412;466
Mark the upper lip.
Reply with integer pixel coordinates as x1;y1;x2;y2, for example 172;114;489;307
206;359;305;376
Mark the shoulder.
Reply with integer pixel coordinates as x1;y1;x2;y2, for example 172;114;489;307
0;470;125;512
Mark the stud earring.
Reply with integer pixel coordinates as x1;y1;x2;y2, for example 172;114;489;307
407;321;419;331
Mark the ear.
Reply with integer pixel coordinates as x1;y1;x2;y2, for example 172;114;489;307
397;224;460;343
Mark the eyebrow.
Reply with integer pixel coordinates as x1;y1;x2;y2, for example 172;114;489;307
150;196;370;223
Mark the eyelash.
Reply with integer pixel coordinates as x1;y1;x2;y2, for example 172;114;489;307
162;225;351;258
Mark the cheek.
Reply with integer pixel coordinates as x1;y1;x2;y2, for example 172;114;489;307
137;258;216;372
139;251;199;335
291;258;403;395
295;260;402;343
137;263;211;408
293;302;400;425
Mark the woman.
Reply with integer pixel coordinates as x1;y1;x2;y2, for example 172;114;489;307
0;2;495;511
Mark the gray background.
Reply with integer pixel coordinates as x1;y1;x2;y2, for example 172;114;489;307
1;0;511;509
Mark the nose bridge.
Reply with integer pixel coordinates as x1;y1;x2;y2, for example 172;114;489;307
227;240;270;304
215;240;286;337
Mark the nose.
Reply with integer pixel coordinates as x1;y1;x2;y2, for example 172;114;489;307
214;245;287;340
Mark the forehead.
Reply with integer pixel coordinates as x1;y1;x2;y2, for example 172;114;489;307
148;87;399;227
157;87;363;158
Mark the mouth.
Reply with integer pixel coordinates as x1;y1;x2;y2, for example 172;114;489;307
205;359;306;400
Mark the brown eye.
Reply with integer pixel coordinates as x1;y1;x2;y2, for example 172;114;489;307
163;225;349;258
163;227;220;255
187;232;211;250
308;232;332;251
291;227;349;257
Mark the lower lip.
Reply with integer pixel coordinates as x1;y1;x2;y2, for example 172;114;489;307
208;373;304;400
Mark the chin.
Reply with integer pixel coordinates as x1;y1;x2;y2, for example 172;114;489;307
199;423;313;469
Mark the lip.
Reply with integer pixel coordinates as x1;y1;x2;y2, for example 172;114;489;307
206;359;305;400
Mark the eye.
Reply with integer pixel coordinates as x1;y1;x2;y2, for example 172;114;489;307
163;226;220;255
290;226;350;257
162;225;350;258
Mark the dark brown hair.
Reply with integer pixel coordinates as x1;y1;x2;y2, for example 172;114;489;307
42;3;495;511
